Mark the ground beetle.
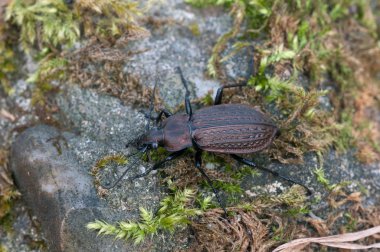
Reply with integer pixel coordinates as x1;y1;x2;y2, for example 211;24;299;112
104;47;311;216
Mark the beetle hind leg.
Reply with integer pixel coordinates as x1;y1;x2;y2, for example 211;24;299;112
231;154;312;195
195;150;229;219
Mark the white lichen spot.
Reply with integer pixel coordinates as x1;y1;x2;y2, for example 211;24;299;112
139;165;146;173
41;183;57;194
245;190;257;197
267;181;284;194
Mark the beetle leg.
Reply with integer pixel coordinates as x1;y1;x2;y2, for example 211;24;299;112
214;84;248;105
102;149;186;189
175;67;193;118
194;150;229;218
102;162;135;189
141;109;172;122
155;109;172;125
230;154;312;195
214;45;255;105
129;149;187;181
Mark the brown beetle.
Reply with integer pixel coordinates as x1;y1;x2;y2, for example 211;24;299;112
105;50;310;216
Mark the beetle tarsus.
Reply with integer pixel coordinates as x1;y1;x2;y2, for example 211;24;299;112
231;154;312;195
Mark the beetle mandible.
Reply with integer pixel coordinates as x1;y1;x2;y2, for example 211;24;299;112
105;47;311;216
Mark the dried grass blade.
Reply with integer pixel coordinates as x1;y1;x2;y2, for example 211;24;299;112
273;226;380;252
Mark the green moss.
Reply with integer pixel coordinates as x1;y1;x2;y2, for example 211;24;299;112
343;212;358;232
0;244;8;252
188;22;201;37
5;0;143;53
200;92;214;106
4;0;147;102
144;147;169;162
313;167;332;190
91;154;129;191
333;112;354;152
87;187;205;244
95;154;128;169
0;20;16;95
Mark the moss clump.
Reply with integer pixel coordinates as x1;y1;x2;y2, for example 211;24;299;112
191;185;309;251
4;0;149;105
90;154;128;196
5;0;144;52
0;15;16;95
0;149;20;222
87;187;207;244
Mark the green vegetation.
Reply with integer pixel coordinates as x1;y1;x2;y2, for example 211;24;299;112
313;167;332;190
88;184;309;247
5;0;143;52
90;153;128;195
0;19;16;94
0;149;20;233
87;187;210;244
313;167;352;193
3;0;147;104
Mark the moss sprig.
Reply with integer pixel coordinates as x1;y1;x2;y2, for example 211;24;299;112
87;188;207;244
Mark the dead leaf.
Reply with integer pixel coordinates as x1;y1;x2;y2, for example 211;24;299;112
273;226;380;252
0;109;16;122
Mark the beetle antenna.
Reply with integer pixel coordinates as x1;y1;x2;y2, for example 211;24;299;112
146;66;159;131
101;151;143;189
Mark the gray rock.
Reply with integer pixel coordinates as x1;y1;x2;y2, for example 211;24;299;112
10;123;189;252
10;125;105;251
123;0;251;107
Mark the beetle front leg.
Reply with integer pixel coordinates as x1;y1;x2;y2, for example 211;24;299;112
230;154;312;195
103;149;186;189
175;67;193;118
194;150;228;218
141;109;172;125
131;149;187;180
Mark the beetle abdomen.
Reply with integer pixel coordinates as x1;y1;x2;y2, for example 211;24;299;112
191;104;278;154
